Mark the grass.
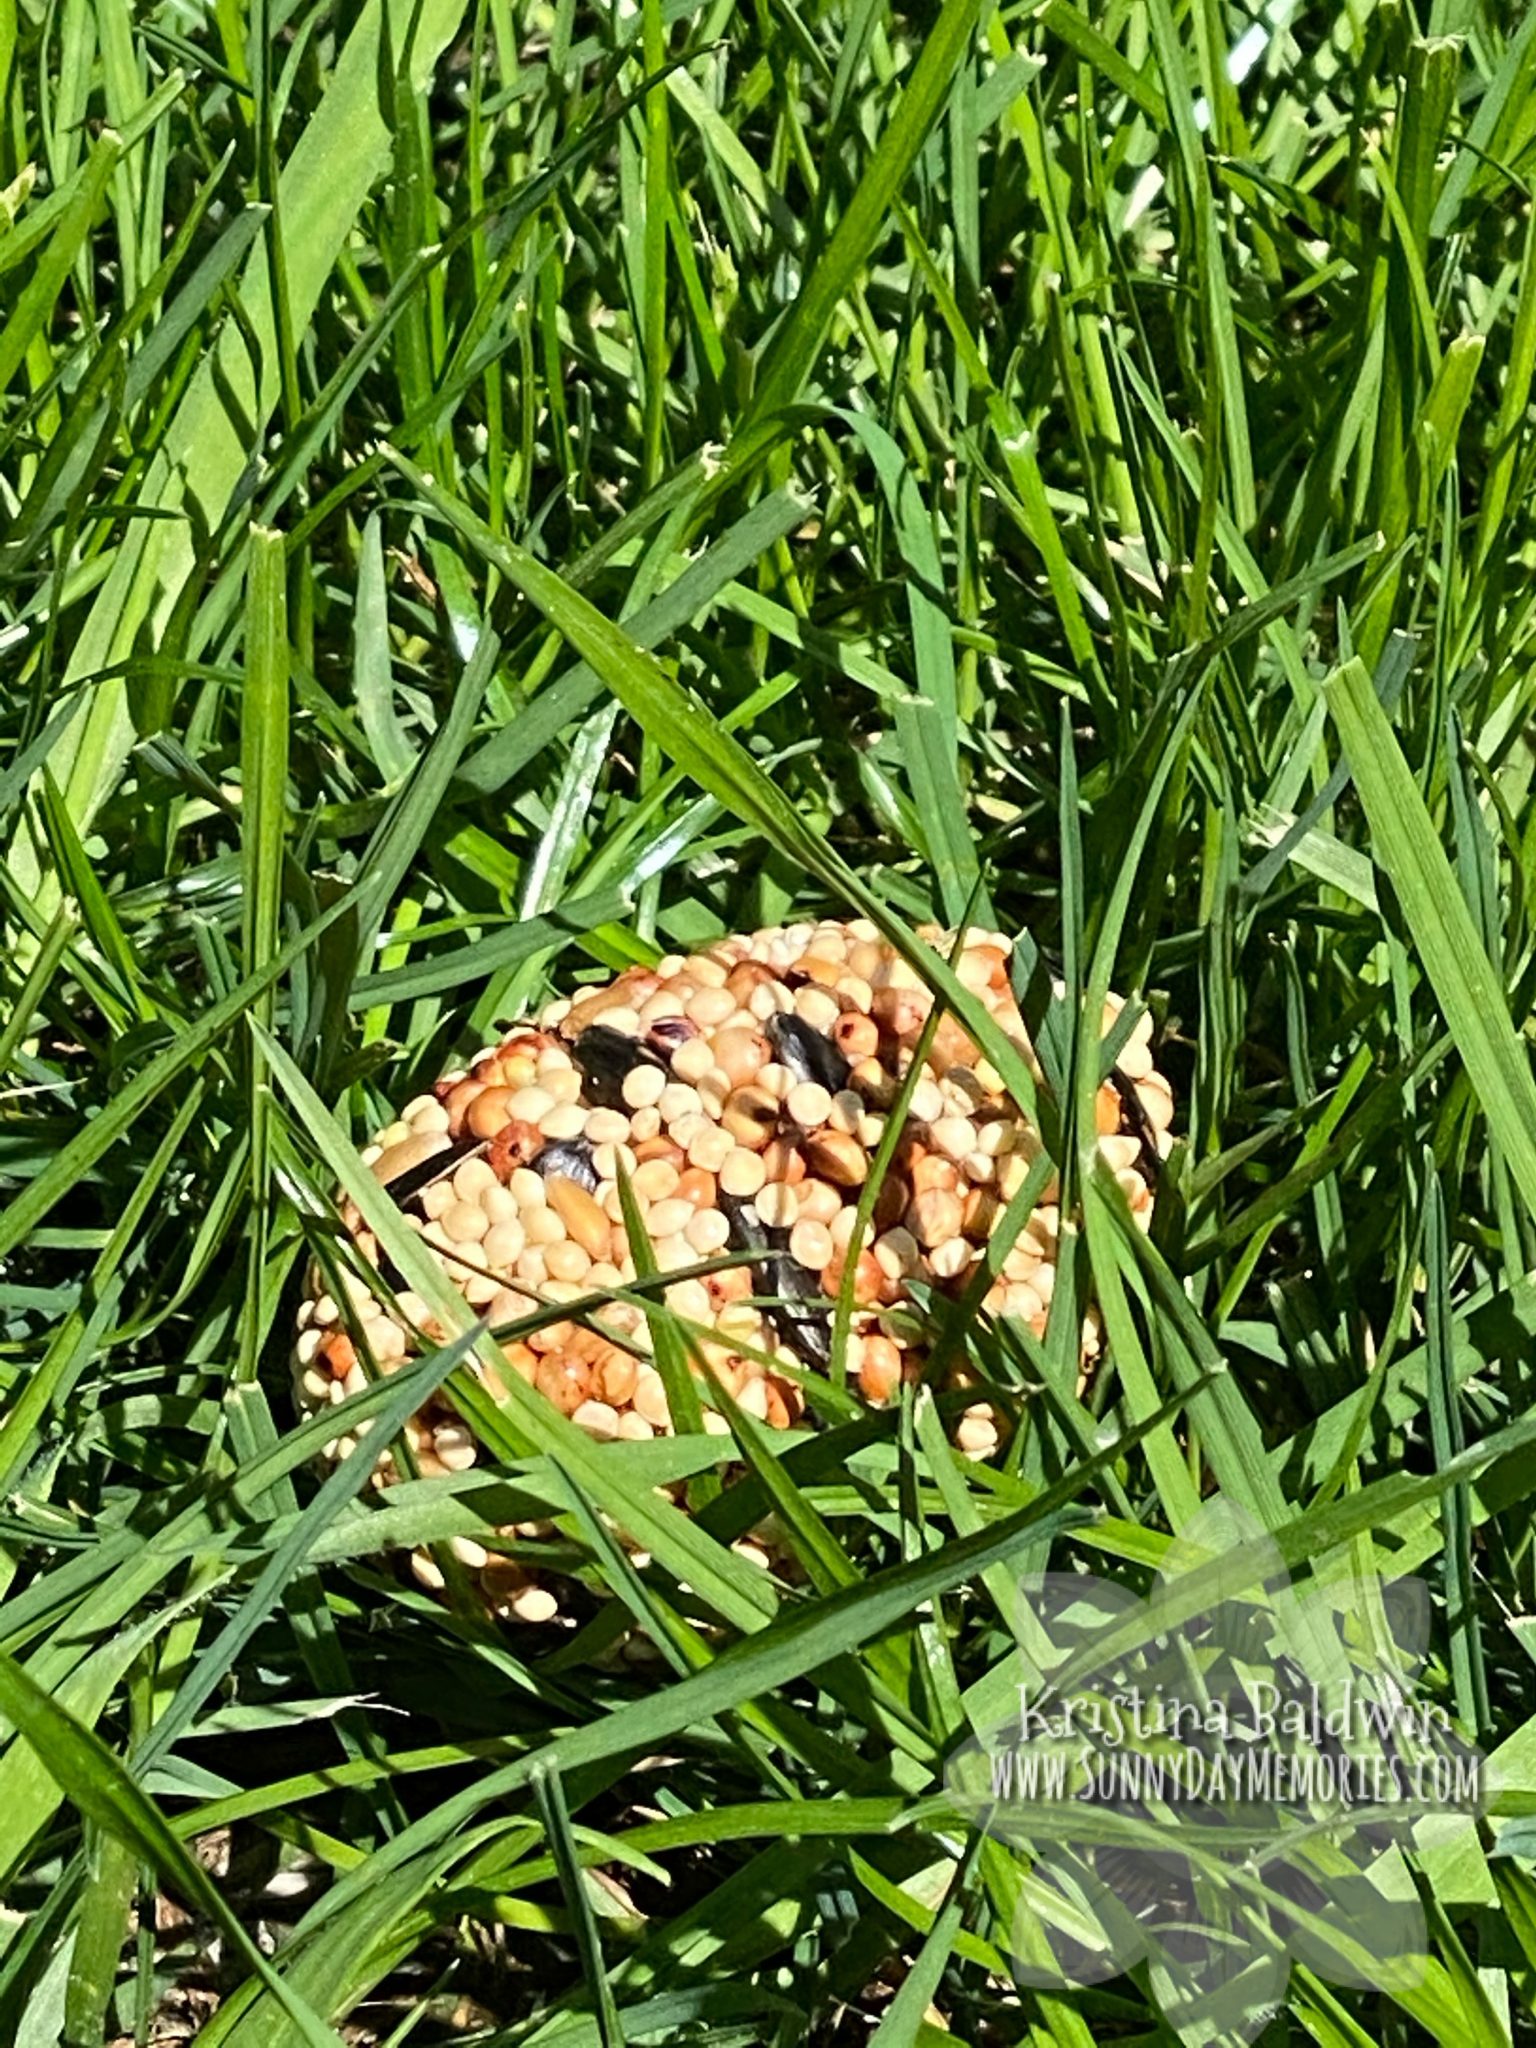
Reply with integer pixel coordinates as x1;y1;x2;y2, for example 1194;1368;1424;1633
3;0;1536;2040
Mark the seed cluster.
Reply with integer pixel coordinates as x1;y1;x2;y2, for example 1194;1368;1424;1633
294;920;1172;1621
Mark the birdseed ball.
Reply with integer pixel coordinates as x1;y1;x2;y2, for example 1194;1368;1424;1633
294;924;1174;1618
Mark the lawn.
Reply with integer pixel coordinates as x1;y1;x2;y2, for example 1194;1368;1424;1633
3;0;1536;2042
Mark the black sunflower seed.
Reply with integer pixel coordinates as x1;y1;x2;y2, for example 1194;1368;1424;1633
571;1024;666;1109
375;1135;486;1287
767;1011;851;1094
720;1192;833;1371
719;1190;771;1253
386;1133;485;1211
532;1137;600;1194
1109;1064;1161;1184
760;1255;834;1370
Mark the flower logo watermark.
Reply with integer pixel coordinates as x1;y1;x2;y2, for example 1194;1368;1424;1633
943;1495;1488;2046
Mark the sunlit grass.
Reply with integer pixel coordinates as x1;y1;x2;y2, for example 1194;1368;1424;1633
2;0;1536;2041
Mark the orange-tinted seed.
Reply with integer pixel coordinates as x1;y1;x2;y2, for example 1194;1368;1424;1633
466;1086;515;1138
760;1137;806;1185
486;1119;544;1183
320;1332;358;1379
858;1334;904;1403
443;1077;485;1135
596;1350;638;1404
832;1012;880;1062
675;1166;717;1208
725;960;779;1002
534;1355;591;1415
872;986;932;1040
910;1153;960;1196
501;1341;539;1385
634;1134;686;1166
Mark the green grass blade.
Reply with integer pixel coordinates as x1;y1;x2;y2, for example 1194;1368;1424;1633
1326;657;1536;1225
0;1652;344;2048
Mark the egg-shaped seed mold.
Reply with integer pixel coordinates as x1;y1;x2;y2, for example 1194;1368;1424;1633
293;919;1173;1622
